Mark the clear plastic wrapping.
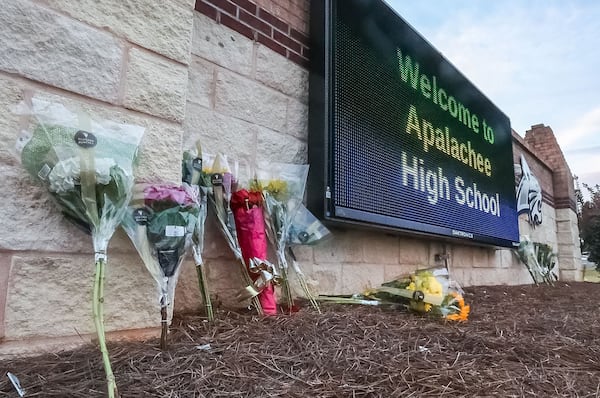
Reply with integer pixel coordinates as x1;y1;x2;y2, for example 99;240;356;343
320;267;470;322
15;97;144;252
121;182;199;348
14;95;145;397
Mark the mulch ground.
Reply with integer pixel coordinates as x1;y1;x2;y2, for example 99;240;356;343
1;282;600;397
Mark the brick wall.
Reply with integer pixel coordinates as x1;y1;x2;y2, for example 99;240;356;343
195;0;310;67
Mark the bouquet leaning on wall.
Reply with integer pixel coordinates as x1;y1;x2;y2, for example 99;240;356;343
197;151;266;315
121;183;199;349
14;96;144;398
182;143;212;321
517;235;558;285
254;160;327;313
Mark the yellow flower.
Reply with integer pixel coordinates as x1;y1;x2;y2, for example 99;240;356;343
362;287;378;298
249;179;264;192
265;179;288;198
426;276;443;295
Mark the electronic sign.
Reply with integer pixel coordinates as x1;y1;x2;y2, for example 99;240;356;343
308;0;520;247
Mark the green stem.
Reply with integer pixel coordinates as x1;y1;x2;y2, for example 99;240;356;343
288;248;321;314
278;257;294;314
195;264;214;321
93;256;118;398
160;305;168;351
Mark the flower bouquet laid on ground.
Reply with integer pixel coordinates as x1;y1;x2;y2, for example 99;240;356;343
319;267;470;322
517;236;558;285
197;151;264;315
182;143;212;321
122;183;199;349
14;96;144;398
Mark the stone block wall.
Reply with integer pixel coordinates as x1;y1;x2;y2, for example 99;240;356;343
0;0;196;354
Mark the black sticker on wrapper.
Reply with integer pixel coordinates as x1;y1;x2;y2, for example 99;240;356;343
211;173;223;186
74;130;97;148
133;208;150;225
192;157;203;171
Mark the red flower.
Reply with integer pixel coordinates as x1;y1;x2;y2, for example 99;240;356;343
231;189;263;210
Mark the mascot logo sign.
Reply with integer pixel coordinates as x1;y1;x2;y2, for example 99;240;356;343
516;155;542;226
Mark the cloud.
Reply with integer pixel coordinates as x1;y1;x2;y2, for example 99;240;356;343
558;106;600;148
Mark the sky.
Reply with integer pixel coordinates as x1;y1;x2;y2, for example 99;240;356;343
387;0;600;194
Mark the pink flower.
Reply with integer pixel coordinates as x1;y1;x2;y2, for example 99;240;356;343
143;184;195;206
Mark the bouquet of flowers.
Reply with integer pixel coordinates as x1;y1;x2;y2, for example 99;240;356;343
320;267;470;322
197;151;265;315
230;188;279;315
14;96;144;397
517;236;558;285
254;161;323;313
122;183;199;349
182;143;212;321
286;202;331;312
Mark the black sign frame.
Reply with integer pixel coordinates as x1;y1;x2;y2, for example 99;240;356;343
308;0;520;248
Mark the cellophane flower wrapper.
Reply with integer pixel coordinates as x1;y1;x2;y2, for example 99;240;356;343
255;160;309;254
517;236;558;285
198;151;264;315
371;267;470;321
287;203;331;245
182;145;212;320
123;182;199;305
321;267;470;322
14;96;144;397
231;188;279;315
15;97;143;249
121;182;199;348
254;161;326;313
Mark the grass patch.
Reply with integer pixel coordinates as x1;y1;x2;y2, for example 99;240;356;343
583;268;600;282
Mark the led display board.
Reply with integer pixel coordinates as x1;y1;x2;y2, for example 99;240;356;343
308;0;520;247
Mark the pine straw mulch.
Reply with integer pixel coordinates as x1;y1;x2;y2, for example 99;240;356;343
1;282;600;397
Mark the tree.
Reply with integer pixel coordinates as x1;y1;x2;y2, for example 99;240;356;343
576;177;600;269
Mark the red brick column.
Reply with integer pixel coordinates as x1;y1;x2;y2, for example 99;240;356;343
524;124;582;280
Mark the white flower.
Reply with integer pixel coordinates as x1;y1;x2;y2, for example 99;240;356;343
48;157;117;193
94;158;117;185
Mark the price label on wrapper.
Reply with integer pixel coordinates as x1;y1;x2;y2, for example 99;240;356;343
165;225;185;237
